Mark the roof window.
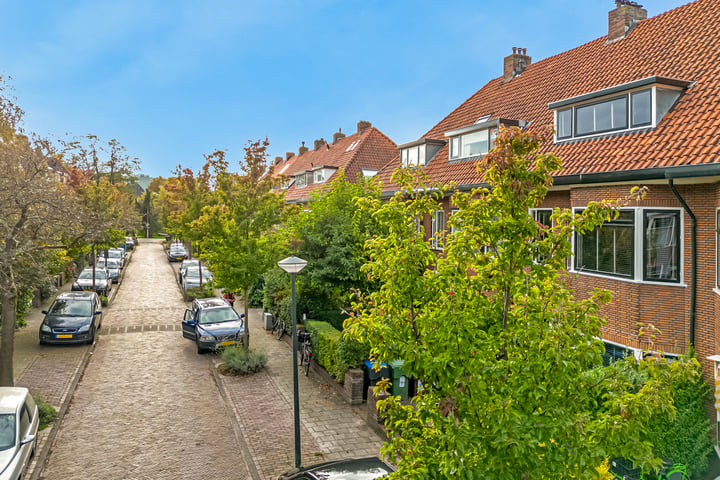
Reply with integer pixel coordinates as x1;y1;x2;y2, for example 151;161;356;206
398;138;446;167
550;76;691;142
445;118;520;161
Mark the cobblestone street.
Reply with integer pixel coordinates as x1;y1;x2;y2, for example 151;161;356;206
15;239;384;480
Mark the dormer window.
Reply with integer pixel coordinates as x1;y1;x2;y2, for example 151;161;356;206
295;171;312;188
446;118;519;161
399;138;447;167
550;76;691;142
312;167;336;184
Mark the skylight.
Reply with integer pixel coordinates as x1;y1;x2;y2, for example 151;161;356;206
345;140;360;152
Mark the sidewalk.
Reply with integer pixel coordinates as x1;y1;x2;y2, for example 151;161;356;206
211;307;386;480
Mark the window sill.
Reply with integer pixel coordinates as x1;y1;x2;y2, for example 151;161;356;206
570;269;686;287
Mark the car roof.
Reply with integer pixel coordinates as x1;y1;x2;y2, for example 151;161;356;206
56;292;95;301
279;457;394;480
0;387;30;414
194;297;230;309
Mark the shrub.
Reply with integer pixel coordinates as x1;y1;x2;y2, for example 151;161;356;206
100;295;109;307
183;285;215;302
248;277;264;308
33;393;56;430
306;321;369;382
219;347;267;375
263;267;289;315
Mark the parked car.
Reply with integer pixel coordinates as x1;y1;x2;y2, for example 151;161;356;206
39;292;103;345
99;248;125;269
181;266;213;291
72;267;112;297
0;387;39;480
167;244;188;262
124;236;134;251
178;259;200;282
96;257;121;284
182;297;244;353
277;457;394;480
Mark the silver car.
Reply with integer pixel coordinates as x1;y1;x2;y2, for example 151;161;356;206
0;387;39;480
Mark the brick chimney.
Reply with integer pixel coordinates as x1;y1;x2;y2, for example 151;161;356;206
357;121;371;134
286;152;294;161
299;141;308;156
608;1;647;42
503;47;531;83
314;138;326;150
333;128;346;144
274;156;283;165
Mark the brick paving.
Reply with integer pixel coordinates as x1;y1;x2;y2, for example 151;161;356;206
12;239;385;480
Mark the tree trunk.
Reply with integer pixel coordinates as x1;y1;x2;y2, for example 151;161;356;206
243;289;250;350
0;289;17;386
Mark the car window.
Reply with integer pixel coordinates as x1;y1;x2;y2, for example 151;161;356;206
0;413;15;449
20;405;30;437
48;299;92;316
79;270;107;280
199;308;240;325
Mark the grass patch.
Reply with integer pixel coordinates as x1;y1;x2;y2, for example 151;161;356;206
218;347;267;376
33;393;57;430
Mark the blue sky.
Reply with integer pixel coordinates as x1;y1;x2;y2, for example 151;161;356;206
0;1;686;178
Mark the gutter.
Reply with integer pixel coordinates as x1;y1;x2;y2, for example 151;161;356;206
667;179;696;348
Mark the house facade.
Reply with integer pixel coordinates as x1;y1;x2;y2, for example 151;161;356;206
377;0;720;420
273;121;397;204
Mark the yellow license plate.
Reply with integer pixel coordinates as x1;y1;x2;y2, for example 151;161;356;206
221;340;235;346
57;334;73;339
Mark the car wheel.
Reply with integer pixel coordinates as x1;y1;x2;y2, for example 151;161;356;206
196;341;206;354
87;327;95;345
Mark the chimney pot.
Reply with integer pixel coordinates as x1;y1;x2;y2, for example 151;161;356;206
299;141;308;156
357;121;371;134
314;138;327;150
503;47;531;83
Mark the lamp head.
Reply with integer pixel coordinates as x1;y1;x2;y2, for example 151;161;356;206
277;256;308;274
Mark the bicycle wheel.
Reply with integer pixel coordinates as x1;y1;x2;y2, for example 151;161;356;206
303;347;311;376
276;322;285;340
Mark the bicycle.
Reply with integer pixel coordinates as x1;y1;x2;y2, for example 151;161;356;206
298;331;312;376
609;457;687;480
271;314;286;340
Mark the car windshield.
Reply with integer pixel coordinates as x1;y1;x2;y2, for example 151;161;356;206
199;307;240;325
78;270;107;280
171;247;186;253
0;413;15;450
186;268;211;279
107;251;122;259
48;299;92;317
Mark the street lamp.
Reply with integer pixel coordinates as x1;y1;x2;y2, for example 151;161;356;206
277;255;308;468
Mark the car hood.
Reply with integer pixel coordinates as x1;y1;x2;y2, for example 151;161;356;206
0;448;17;477
197;321;244;336
44;315;92;328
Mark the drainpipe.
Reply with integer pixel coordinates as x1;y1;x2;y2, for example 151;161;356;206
668;179;696;348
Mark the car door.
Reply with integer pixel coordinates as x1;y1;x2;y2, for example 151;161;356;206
93;296;102;329
181;309;197;340
16;402;33;476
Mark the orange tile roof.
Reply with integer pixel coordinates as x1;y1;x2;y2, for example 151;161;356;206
274;126;397;202
379;0;720;192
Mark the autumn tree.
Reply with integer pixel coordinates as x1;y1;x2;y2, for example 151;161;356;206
346;127;696;479
193;140;288;348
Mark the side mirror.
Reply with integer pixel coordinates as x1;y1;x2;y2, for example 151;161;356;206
41;310;47;315
20;434;36;445
240;314;246;318
95;311;102;315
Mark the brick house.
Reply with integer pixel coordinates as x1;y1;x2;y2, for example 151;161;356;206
273;121;397;204
377;0;720;416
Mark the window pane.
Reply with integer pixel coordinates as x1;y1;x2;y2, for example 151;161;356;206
576;210;633;277
450;137;460;159
462;130;489;157
576;230;598;271
594;101;613;132
408;146;418;166
611;97;628;129
632;90;652;127
576;105;595;135
418;144;426;165
645;211;679;281
557;109;572;138
401;149;408;165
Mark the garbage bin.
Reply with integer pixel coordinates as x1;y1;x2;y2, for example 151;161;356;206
363;360;389;401
263;312;274;330
388;360;409;400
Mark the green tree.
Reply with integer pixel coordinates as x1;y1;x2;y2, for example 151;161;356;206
194;139;288;348
293;170;381;328
346;127;697;479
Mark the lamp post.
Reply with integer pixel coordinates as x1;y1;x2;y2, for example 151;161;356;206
277;255;308;469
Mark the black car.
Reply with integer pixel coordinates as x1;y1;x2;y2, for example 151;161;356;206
39;292;103;345
277;457;394;480
182;297;244;353
167;244;188;262
72;267;112;297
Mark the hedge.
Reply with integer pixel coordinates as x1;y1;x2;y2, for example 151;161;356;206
306;320;369;383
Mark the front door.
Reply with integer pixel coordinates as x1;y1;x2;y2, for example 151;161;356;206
181;310;197;340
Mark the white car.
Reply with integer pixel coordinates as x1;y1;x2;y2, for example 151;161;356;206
0;387;39;480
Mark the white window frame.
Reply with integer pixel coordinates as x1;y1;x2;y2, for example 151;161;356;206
295;173;307;188
449;128;497;161
571;207;684;285
430;210;444;251
402;144;427;167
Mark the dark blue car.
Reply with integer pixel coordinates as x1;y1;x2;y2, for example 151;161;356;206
182;297;244;353
39;292;103;345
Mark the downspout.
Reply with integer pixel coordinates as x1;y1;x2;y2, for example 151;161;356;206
668;179;696;348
